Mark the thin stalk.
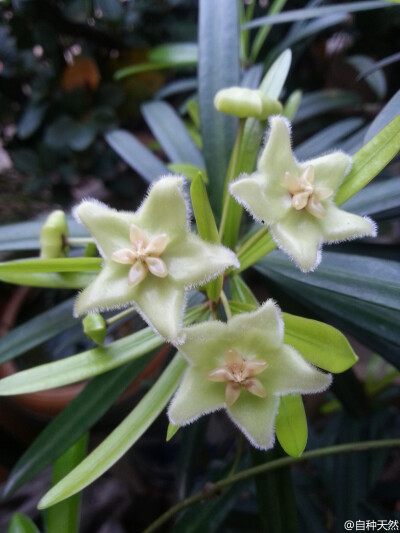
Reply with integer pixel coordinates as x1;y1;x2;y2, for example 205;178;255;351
143;438;400;533
105;307;136;326
219;119;246;240
228;434;243;477
66;237;95;246
237;226;269;260
220;291;232;321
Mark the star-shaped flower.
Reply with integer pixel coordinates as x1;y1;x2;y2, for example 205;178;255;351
229;116;377;271
73;176;239;342
168;301;331;449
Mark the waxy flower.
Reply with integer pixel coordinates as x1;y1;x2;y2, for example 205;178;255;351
74;176;239;342
168;301;331;449
230;116;376;271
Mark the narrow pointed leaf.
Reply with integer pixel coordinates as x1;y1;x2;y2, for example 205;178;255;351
105;129;169;183
0;258;101;275
294;90;361;123
38;354;186;509
230;275;258;306
0;298;77;365
342;177;400;217
335;113;400;205
141;101;204;166
198;0;240;215
275;394;308;457
7;514;40;533
45;434;88;533
3;351;155;497
0;271;95;289
190;174;222;301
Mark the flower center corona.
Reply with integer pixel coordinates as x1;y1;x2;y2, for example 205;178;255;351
207;349;268;405
284;165;333;219
111;223;168;287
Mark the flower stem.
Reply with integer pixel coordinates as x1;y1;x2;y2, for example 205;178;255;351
219;118;246;240
66;237;95;246
142;438;400;533
237;226;269;259
105;307;136;326
220;290;232;321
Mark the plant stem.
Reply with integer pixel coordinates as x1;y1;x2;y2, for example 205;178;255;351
143;438;400;533
66;237;95;246
219;118;246;240
237;226;269;259
220;291;232;321
105;307;136;326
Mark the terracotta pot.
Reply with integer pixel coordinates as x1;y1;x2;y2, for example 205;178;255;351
0;287;169;418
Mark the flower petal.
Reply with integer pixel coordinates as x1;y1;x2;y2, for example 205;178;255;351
292;192;310;210
128;260;147;287
208;368;232;382
129;223;148;246
228;394;279;450
164;233;239;285
134;275;185;342
230;172;291;224
74;199;137;259
137;176;188;243
225;382;242;406
168;367;225;425
301;151;352;192
111;248;136;264
146;233;169;255
319;204;377;242
145;256;168;278
270;210;322;272
74;262;136;316
258;116;298;179
244;378;267;398
260;345;332;396
228;300;284;350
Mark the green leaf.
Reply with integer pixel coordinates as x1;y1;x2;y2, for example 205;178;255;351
364;89;400;144
342;177;400;217
149;43;198;64
250;447;298;533
166;423;180;442
105;129;169;183
0;258;101;275
190;174;222;301
237;231;277;273
0;326;163;395
141;101;204;166
242;1;391;29
257;251;400;311
198;0;240;216
335;113;400;205
346;55;387;99
38;354;186;509
0;271;95;289
168;163;208;183
45;434;88;533
276;395;308;457
0;217;88;252
7;514;41;533
155;78;198;99
283;312;358;373
259;48;292;100
3;351;154;497
17;101;48;139
294;90;361;123
0;298;77;365
295;118;364;160
230;275;258;306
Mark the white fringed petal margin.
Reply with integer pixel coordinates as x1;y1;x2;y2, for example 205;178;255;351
320;205;377;242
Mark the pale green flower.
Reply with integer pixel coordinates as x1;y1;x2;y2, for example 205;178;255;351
230;116;377;271
168;301;331;449
73;176;239;342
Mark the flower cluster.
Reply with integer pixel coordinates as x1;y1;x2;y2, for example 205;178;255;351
73;91;373;450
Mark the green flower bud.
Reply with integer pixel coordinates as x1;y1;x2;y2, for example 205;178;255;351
83;313;107;346
40;210;69;259
283;90;302;121
214;87;282;120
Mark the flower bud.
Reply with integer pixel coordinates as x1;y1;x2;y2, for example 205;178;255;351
40;210;69;259
214;87;282;120
83;313;107;346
